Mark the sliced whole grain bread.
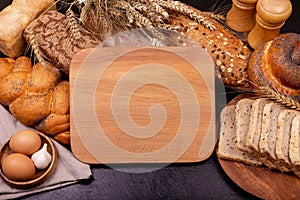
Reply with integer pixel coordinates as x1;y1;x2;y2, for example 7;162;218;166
217;105;262;166
276;110;300;169
289;115;300;177
259;102;290;172
246;98;269;152
289;115;300;165
235;98;255;153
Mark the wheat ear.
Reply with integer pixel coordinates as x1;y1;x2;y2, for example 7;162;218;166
155;0;216;31
257;86;300;111
66;8;82;41
28;29;45;64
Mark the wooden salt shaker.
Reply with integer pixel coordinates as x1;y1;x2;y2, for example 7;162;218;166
226;0;258;32
247;0;292;49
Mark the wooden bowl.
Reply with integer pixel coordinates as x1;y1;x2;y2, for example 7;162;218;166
0;131;57;189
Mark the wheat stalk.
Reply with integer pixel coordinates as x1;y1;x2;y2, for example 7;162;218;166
155;0;216;31
257;86;300;111
28;29;45;64
66;8;82;41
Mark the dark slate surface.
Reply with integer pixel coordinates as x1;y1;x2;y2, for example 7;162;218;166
1;0;300;199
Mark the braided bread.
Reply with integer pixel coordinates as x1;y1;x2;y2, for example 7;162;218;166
0;56;70;144
248;33;300;100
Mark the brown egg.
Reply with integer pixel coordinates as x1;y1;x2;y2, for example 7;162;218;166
2;153;36;181
9;130;41;155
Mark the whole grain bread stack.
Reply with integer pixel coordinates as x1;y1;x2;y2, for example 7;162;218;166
217;96;300;177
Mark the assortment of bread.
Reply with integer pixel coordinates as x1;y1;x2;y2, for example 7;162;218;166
217;96;300;177
0;0;299;181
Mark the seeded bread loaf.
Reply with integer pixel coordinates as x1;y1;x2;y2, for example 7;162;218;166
169;8;251;87
0;56;70;144
248;33;300;100
217;104;262;165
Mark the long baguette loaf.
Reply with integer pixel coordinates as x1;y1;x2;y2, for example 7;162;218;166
0;56;70;144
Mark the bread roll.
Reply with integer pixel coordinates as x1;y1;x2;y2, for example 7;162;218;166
248;33;300;100
0;56;70;144
0;0;56;57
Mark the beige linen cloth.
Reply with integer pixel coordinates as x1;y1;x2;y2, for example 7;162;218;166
0;105;92;199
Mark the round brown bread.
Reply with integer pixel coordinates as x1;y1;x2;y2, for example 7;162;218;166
248;33;300;100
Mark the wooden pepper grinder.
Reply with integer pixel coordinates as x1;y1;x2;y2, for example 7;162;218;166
247;0;292;49
226;0;258;32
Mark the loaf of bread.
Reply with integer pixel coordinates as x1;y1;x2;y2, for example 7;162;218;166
0;0;56;57
23;1;251;87
0;56;70;144
168;7;251;88
23;10;101;76
248;33;300;100
217;96;300;177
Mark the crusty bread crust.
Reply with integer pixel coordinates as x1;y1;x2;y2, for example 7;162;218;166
0;57;70;144
169;7;251;87
248;33;300;100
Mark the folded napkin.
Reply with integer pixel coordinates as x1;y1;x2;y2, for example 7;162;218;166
0;105;92;199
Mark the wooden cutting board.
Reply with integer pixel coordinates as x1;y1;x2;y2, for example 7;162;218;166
70;47;216;164
218;158;300;199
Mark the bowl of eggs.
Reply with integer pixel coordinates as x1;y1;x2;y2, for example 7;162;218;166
0;129;57;189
